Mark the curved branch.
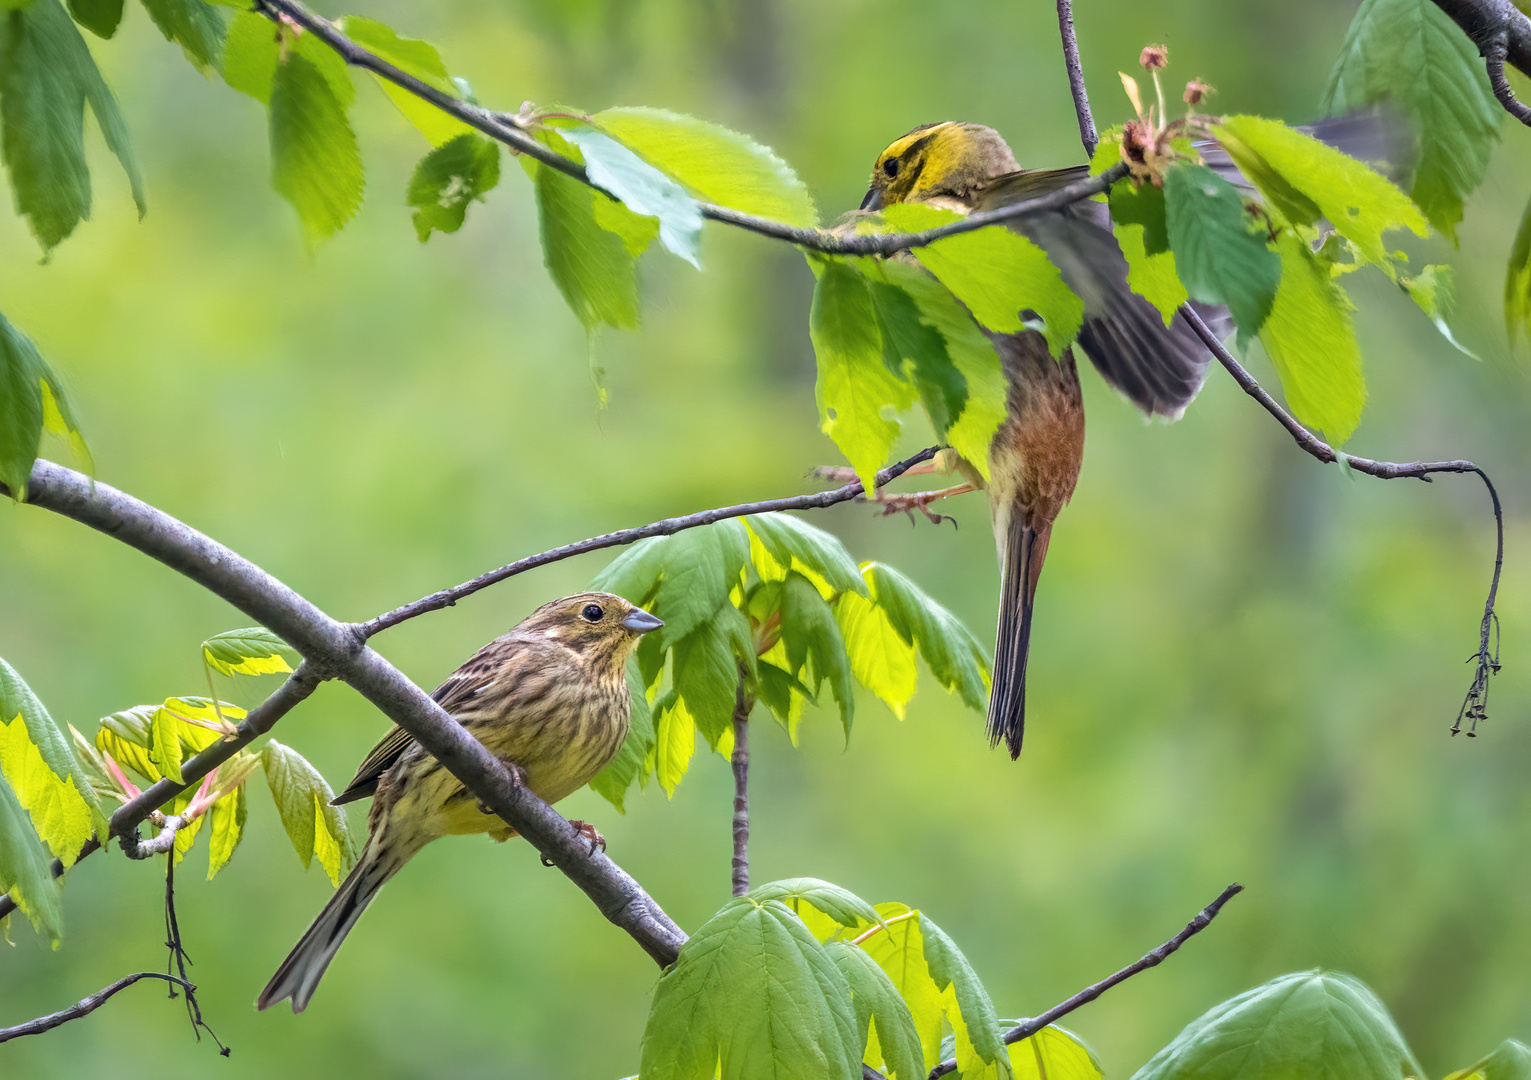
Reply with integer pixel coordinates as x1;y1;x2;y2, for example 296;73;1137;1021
254;0;1124;257
0;973;194;1043
1427;0;1531;122
1180;306;1505;735
1486;40;1531;125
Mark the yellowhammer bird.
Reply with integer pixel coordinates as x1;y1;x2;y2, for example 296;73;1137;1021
858;121;1225;760
258;591;662;1013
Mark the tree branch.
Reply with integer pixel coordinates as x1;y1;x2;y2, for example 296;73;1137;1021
363;446;941;637
1428;0;1531;121
252;0;1124;257
927;884;1245;1080
0;973;194;1043
1055;0;1098;157
1486;39;1531;125
730;682;751;898
1180;306;1504;735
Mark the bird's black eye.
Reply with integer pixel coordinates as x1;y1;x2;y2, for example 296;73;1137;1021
883;158;900;178
581;604;604;623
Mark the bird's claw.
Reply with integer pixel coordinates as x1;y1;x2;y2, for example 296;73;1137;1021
477;762;526;814
879;491;958;528
571;820;606;857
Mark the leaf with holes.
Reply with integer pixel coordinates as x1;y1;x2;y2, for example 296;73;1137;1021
407;133;500;241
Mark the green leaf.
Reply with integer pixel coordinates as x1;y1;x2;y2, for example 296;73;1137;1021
777;572;854;740
868;277;969;439
205;781;245;879
219;10;276;101
593;106;817;227
1163;162;1281;345
1214;115;1426;273
0;769;63;939
1089;127;1123;176
835;590;918;720
647;520;751;651
640;896;862;1080
651;693;695;797
808;256;917;490
828;940;926;1080
589;659;654;812
744;514;866;598
921;914;1010;1078
339;16;473;145
671;599;753;749
855;903;947;1072
0;312;90;500
407;133;500;241
68;724;118;806
1506;194;1531;345
269;51;363;246
559;126;702;268
149;702;185;784
0;0;145;250
1322;0;1500;240
202;627;296;677
862;563;989;711
1445;1039;1531;1080
1400;263;1478;359
1109;180;1169;255
0;657;106;866
139;0;224;72
524;130;646;331
95;705;160;785
261;739;355;885
1131;970;1422;1080
67;0;121;38
1258;232;1365;445
887;203;1084;357
591;536;667;604
1115;222;1187;328
1011;1026;1104;1080
748;877;883;932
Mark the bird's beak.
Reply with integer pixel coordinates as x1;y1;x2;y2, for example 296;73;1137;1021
859;186;883;211
621;607;663;633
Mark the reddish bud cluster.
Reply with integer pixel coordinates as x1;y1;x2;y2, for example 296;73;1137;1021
1139;45;1169;70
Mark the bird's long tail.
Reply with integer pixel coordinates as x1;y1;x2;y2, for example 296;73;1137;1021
988;515;1052;760
257;849;402;1013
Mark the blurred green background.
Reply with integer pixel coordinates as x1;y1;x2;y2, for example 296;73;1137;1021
2;0;1528;1076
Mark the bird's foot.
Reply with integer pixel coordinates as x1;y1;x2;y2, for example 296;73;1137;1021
539;821;607;866
476;762;526;814
878;483;975;527
810;460;945;488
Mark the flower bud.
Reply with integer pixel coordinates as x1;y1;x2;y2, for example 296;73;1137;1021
1139;44;1168;70
1183;79;1213;105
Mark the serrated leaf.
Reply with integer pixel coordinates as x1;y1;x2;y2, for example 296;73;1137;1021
0;312;90;500
592;536;667;604
744;514;865;598
68;724;118;805
748;877;882;931
1322;0;1500;240
1401;263;1478;359
205;782;244;879
640;896;862;1080
202;626;296;677
339;16;473;145
589;659;654;812
262;739;355;884
921;914;1010;1078
1258;232;1365;444
1214;115;1426;273
559;126;702;268
0;0;145;251
672;600;753;749
809;256;917;491
95;705;160;785
778;572;853;740
888;204;1083;357
1131;970;1422;1080
863;563;989;711
149;703;185;785
1164;163;1281;346
0;657;106;864
165;785;206;862
857;903;946;1072
1115;223;1187;328
1010;1026;1104;1080
219;10;276;101
835;590;918;720
0;770;62;939
867;276;969;438
651;694;695;797
593;106;816;227
67;0;121;38
646;520;750;651
407;132;500;241
1109;180;1169;254
828;940;926;1080
140;0;224;72
1445;1039;1531;1080
270;51;363;246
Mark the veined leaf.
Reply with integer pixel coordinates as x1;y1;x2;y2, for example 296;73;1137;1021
0;0;145;251
1130;970;1422;1080
95;705;160;785
744;513;866;598
339;16;473;145
593;106;816;227
591;536;667;606
560;125;702;268
1110;180;1169;254
835;590;918;720
596;520;749;652
0;770;63;939
828;940;926;1080
640;896;862;1080
262;740;355;885
219;10;277;101
407;133;500;241
921;914;1010;1078
140;0;225;72
589;659;654;812
809;256;917;491
1258;232;1365;444
1010;1026;1104;1080
1322;0;1500;240
777;572;853;740
671;599;753;749
1163;162;1281;346
202;627;296;677
0;312;90;500
1445;1039;1531;1080
862;563;989;711
0;658;105;866
1115;222;1187;327
651;693;696;797
67;0;121;38
854;903;948;1073
205;781;245;880
748;877;882;932
270;51;363;247
867;276;969;440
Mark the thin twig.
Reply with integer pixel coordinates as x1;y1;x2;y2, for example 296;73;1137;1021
730;682;751;898
0;972;195;1043
162;857;228;1053
1486;39;1531;124
1055;0;1098;157
253;0;1124;257
1180;306;1505;734
927;884;1244;1080
363;446;942;637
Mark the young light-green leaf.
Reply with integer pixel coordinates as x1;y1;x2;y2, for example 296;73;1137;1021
1163;162;1281;345
261;739;355;885
744;513;867;599
921;914;1010;1077
140;0;225;72
0;770;63;939
560;126;702;268
202;627;297;677
828;940;927;1080
862;563;989;711
339;16;473;146
1445;1039;1531;1080
1115;223;1188;328
1010;1026;1104;1080
1130;970;1423;1080
1506;194;1531;345
835;590;918;720
269;51;363;247
1258;232;1366;445
856;903;946;1072
748;877;882;933
95;705;160;785
205;782;245;880
406;133;500;242
778;571;854;740
651;694;696;797
0;313;91;500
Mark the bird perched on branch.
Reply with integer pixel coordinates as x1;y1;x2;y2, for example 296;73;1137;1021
858;121;1224;760
258;592;662;1013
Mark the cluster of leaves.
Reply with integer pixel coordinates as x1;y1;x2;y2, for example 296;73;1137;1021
587;512;989;809
0;627;354;940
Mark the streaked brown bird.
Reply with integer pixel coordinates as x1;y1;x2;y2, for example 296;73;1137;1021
258;591;662;1013
858;121;1223;759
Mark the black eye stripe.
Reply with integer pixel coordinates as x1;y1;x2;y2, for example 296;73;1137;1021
883;158;899;178
581;604;604;622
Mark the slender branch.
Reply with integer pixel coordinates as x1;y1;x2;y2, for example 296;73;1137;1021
730;683;751;898
0;973;194;1043
253;0;1123;258
928;884;1244;1080
1055;0;1098;157
1180;306;1504;734
363;446;941;637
